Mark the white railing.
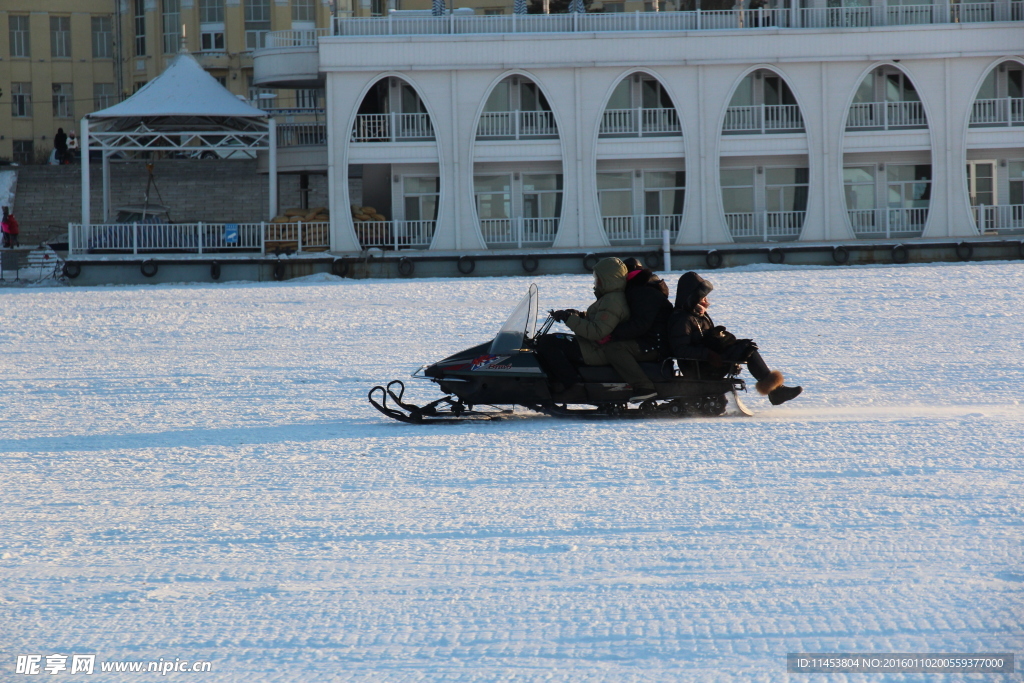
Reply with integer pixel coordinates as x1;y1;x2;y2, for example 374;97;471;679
725;211;805;241
973;204;1024;232
846;101;928;130
970;98;1024;126
476;110;558;139
277;123;327;147
479;217;559;248
353;220;436;249
602;214;683;245
350;113;435;142
722;104;805;133
847;208;928;237
599;108;682;136
69;221;331;255
264;28;330;48
249;3;1022;42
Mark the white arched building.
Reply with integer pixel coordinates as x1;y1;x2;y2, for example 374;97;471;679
254;11;1024;255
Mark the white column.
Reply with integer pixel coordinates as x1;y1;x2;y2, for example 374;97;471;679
268;118;278;219
81;118;91;235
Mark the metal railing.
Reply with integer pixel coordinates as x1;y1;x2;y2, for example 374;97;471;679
970;98;1024;126
722;104;805;133
973;204;1024;232
602;214;683;245
69;221;330;255
725;211;805;241
599;108;682;136
350;113;435;142
846;101;928;130
277;123;327;147
354;220;436;249
479;217;559;248
847;207;929;238
476;110;559;139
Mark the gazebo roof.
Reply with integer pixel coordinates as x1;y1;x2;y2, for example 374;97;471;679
89;51;267;121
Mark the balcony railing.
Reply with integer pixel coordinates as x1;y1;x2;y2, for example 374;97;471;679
973;204;1024;233
265;28;330;48
277;123;327;147
476;110;558;139
69;221;330;255
723;104;805;134
354;220;436;249
970;98;1024;126
479;217;559;248
603;214;683;245
847;207;929;238
846;101;928;130
725;211;805;241
599;108;682;137
252;3;1022;41
351;113;435;142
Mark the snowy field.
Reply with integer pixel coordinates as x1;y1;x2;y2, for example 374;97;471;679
2;261;1022;681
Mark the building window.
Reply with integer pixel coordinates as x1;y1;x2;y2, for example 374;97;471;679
11;83;32;118
522;174;563;221
13;140;34;166
404;177;440;222
162;0;181;54
92;16;113;58
370;0;386;15
52;83;74;119
51;16;71;58
887;164;931;208
245;0;271;49
292;0;316;23
200;0;226;23
134;0;147;56
94;83;117;111
643;171;685;217
597;172;634;217
201;28;225;51
765;167;809;214
720;168;755;214
295;89;322;109
9;15;31;58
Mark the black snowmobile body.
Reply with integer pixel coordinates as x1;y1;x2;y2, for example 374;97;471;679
369;284;751;423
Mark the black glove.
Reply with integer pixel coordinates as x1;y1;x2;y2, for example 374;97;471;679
724;339;759;363
548;309;571;323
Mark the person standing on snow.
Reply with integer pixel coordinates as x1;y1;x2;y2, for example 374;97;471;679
1;206;19;248
536;257;632;395
668;271;802;405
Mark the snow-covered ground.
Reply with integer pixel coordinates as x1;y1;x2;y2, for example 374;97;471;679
2;262;1022;681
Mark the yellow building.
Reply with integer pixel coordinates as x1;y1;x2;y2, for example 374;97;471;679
1;0;335;164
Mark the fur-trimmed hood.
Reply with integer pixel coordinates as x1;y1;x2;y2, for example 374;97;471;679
674;271;714;312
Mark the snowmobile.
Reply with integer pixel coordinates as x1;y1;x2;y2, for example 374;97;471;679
369;284;753;423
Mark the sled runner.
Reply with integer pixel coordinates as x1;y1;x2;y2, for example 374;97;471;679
369;284;753;424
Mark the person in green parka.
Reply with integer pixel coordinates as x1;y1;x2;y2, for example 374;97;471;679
535;257;642;396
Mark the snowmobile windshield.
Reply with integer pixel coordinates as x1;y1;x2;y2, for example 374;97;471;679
489;284;539;355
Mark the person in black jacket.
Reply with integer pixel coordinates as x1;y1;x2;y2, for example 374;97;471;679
667;271;802;405
600;258;674;402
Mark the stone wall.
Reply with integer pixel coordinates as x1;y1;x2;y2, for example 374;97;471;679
10;160;329;246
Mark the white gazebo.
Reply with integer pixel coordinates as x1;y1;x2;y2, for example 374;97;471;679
80;51;278;233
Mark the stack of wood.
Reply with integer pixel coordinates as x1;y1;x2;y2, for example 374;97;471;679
266;207;331;251
351;205;391;246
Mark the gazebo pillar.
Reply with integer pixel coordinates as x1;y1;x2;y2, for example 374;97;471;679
81;118;91;238
268;118;278;218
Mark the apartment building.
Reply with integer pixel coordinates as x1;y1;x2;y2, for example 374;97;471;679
1;0;334;164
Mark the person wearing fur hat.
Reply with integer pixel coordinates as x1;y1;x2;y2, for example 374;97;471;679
536;257;631;393
667;271;802;405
